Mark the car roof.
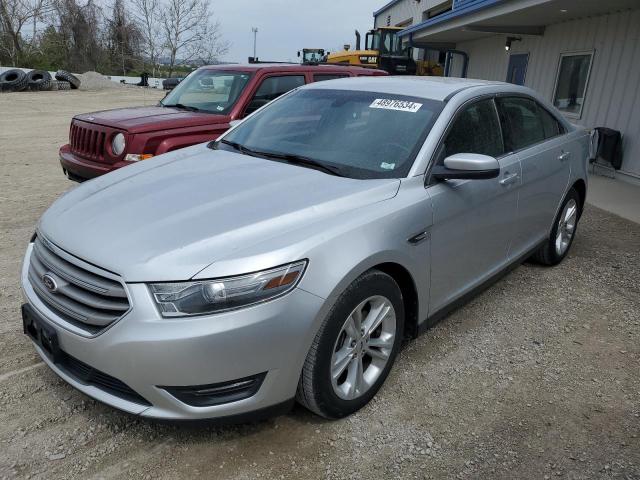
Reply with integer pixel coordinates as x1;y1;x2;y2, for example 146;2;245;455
198;63;385;75
303;76;508;101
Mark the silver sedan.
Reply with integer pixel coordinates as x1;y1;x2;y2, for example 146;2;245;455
21;77;590;421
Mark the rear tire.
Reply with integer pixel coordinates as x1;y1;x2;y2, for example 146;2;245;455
296;270;404;419
531;188;581;266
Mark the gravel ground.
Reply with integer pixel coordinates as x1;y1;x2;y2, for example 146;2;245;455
0;90;638;480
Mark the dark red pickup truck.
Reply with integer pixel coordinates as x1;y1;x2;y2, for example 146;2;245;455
59;64;387;181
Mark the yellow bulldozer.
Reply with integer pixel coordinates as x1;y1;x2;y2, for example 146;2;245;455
326;28;417;75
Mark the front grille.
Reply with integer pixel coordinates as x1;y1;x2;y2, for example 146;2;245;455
58;350;151;406
70;122;106;161
28;236;130;335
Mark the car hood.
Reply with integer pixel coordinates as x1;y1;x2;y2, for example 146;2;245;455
74;106;229;134
39;146;400;282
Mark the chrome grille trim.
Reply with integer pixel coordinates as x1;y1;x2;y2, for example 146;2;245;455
32;238;125;296
27;236;131;336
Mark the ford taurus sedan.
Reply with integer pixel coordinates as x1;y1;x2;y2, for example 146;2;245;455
21;77;589;421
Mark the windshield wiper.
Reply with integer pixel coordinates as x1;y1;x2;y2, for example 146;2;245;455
218;139;261;156
164;103;200;112
218;140;344;177
259;151;345;177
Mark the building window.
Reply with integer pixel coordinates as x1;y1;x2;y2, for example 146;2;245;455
422;0;452;21
395;18;413;28
552;51;594;118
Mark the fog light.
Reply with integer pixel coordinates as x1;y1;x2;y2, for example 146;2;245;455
160;372;266;407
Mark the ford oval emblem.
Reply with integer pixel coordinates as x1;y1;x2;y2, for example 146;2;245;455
42;273;58;293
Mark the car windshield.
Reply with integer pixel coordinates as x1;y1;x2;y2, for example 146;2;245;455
216;88;443;179
161;70;252;114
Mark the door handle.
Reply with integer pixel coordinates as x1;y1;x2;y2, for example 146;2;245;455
499;172;519;186
558;151;571;161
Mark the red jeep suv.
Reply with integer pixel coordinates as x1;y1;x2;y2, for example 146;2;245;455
59;64;387;181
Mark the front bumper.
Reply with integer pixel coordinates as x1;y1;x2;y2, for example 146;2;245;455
21;243;326;420
59;144;128;182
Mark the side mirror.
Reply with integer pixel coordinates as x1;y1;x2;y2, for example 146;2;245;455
431;153;500;180
297;51;301;57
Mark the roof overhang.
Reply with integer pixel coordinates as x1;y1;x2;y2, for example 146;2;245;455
373;0;404;18
401;0;639;43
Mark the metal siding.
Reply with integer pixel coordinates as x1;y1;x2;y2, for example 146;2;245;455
374;0;450;29
374;0;449;59
457;8;640;178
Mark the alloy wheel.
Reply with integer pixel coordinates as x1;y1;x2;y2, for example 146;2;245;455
330;295;396;400
555;198;578;256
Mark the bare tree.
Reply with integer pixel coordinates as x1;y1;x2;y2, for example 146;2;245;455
52;0;105;72
130;0;162;76
192;19;229;66
161;0;227;76
106;0;141;75
0;0;49;65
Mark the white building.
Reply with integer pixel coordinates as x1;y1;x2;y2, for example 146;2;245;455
373;0;640;184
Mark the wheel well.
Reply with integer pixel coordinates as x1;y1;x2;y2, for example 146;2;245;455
374;263;419;340
572;179;586;216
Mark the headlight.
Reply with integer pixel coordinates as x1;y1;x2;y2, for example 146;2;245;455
111;133;126;155
149;260;307;317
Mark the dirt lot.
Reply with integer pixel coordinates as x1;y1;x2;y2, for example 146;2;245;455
0;89;638;480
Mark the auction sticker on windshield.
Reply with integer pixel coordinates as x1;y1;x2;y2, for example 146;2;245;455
369;98;422;113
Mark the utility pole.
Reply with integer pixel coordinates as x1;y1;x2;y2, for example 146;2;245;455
251;27;258;60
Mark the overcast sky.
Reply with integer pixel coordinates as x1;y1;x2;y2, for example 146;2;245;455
212;0;381;63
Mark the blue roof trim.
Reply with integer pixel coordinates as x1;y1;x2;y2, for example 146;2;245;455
373;0;404;18
398;0;504;37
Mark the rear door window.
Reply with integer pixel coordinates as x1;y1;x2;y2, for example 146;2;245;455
497;97;546;151
313;74;350;82
536;103;565;139
244;75;306;115
441;98;504;160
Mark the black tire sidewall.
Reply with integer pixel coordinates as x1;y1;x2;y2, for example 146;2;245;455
0;69;27;92
27;70;52;90
309;270;404;418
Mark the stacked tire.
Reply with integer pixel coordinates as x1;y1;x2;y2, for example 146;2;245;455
27;70;52;91
0;69;80;92
0;69;29;92
54;70;81;89
51;80;72;91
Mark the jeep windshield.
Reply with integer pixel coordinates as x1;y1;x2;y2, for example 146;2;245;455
216;88;443;179
161;70;252;114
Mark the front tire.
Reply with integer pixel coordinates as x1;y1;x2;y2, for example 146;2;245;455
531;187;581;265
296;270;404;419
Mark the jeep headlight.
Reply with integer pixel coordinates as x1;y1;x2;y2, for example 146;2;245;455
149;260;307;317
111;133;126;155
